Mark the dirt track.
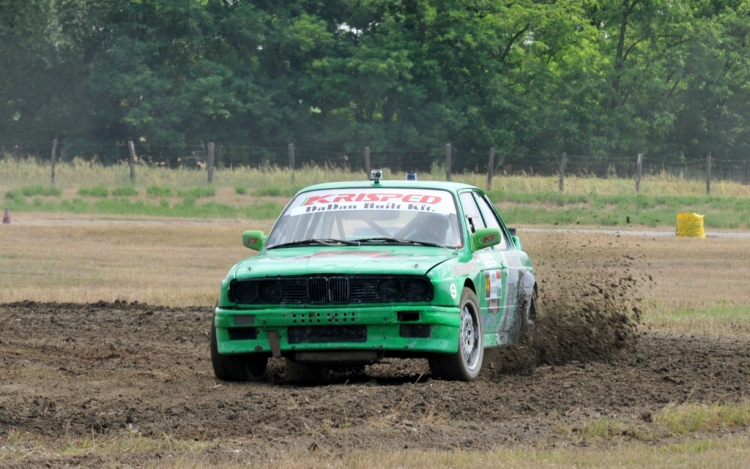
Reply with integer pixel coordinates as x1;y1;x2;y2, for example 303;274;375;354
2;300;749;466
2;226;750;467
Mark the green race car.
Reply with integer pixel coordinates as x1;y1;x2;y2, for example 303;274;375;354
211;173;537;382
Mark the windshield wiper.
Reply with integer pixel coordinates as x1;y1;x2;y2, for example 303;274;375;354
267;238;361;249
355;237;444;248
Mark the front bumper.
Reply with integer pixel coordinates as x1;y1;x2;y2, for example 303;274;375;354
214;304;461;356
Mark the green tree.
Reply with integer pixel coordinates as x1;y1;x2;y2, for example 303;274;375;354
0;0;105;142
2;0;749;172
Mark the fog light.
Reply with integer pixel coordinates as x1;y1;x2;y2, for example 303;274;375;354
228;328;258;340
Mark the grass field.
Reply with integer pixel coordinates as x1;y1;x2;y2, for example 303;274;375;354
3;158;750;228
3;216;750;333
4;434;749;468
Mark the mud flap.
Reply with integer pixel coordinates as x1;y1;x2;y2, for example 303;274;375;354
268;330;282;358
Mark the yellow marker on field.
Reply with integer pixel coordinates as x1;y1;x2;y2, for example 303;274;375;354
676;213;706;238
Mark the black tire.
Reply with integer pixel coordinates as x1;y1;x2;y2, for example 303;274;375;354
520;290;538;345
210;316;267;382
428;288;484;381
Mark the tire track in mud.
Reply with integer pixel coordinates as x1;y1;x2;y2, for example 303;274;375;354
2;299;749;453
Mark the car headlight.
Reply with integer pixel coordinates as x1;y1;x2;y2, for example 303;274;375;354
229;280;258;303
377;278;402;300
258;280;282;302
403;278;431;301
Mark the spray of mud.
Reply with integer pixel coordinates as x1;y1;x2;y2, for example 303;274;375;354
275;232;655;383
485;232;653;377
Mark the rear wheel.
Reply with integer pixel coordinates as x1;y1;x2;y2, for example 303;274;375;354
520;290;538;344
210;316;267;382
429;288;484;381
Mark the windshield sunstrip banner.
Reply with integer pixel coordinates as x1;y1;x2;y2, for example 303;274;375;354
288;189;457;216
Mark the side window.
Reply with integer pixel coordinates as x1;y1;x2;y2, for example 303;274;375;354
459;192;486;233
474;193;508;250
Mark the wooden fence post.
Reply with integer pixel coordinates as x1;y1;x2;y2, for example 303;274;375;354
559;152;567;193
364;146;370;175
636;153;643;193
50;139;58;184
207;142;215;183
445;143;452;181
127;140;137;183
487;147;495;190
288;143;295;184
706;154;712;196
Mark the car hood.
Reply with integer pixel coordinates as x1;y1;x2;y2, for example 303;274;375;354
233;247;456;278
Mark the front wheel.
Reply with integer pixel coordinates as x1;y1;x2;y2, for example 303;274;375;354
428;288;484;381
210;315;268;382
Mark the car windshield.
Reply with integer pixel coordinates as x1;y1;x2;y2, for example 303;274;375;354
266;187;463;249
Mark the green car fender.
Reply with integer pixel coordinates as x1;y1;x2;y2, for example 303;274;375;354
426;256;481;309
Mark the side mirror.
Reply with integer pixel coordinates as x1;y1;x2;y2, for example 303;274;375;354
242;230;266;251
470;228;502;251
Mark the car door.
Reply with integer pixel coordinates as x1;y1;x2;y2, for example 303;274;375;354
474;193;528;344
459;191;509;347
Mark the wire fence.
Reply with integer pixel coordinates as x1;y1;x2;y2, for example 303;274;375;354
2;140;750;185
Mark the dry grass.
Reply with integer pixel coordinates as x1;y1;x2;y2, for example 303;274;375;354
189;438;750;469
4;157;750;198
630;235;750;310
2;217;750;338
1;428;211;461
621;234;750;336
2;432;749;468
0;158;360;192
467;171;750;198
656;401;750;435
0;214;273;305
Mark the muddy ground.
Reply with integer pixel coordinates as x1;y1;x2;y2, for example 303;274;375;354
1;299;749;467
2;228;750;467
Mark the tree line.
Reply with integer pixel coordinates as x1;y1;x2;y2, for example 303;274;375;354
1;0;748;172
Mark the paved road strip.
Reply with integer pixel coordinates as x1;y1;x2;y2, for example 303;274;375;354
519;227;750;238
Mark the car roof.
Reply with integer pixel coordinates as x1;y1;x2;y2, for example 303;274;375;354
296;179;480;195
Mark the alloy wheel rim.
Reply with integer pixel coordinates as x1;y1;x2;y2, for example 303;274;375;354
460;306;479;370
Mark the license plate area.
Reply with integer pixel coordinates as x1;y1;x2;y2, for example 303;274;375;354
287;326;367;344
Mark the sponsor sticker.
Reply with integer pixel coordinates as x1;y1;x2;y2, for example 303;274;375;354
484;270;503;300
478;252;498;268
453;260;479;276
288;188;457;217
481;233;497;245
